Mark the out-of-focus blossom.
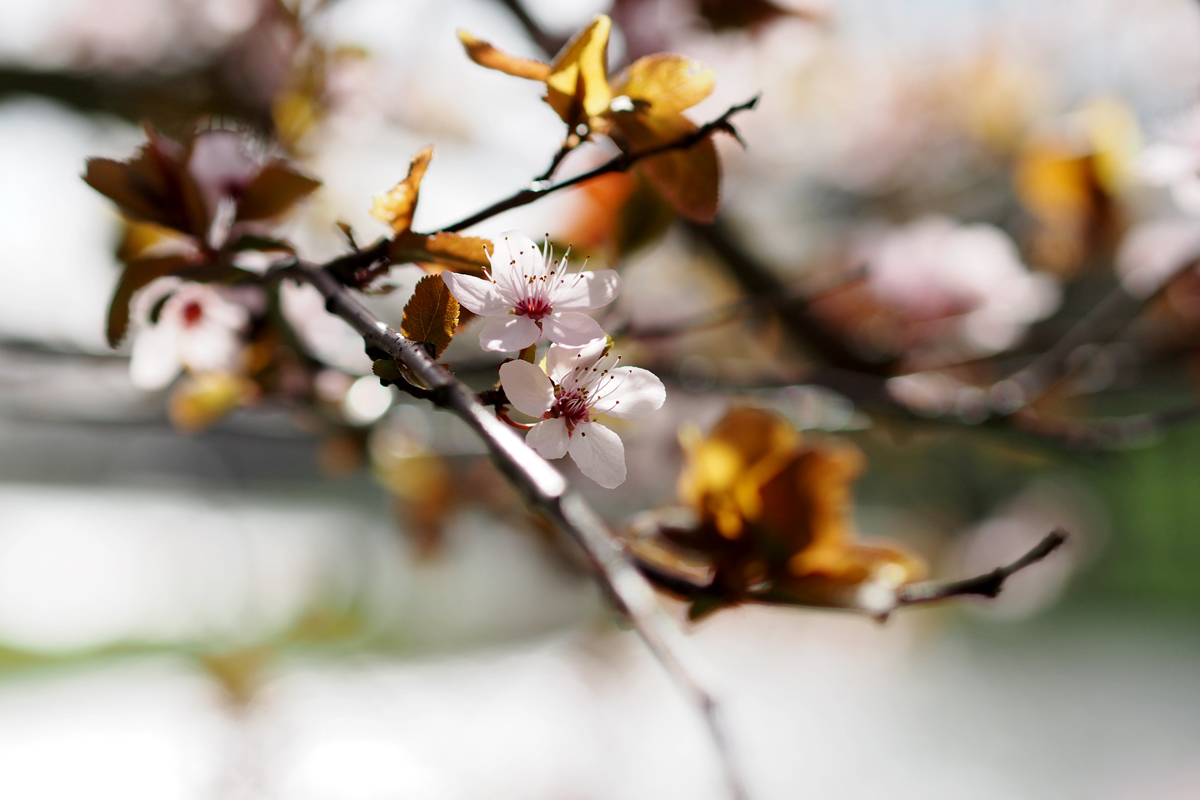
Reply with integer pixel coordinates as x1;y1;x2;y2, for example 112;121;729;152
443;230;619;353
128;279;250;391
499;339;665;488
1116;219;1200;298
279;280;372;376
864;216;1060;354
1136;105;1200;215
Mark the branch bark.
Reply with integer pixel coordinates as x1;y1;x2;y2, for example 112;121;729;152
292;263;747;800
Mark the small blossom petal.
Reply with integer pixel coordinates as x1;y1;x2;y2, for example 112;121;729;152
542;311;606;347
526;418;570;459
591;366;665;420
499;359;555;417
441;271;512;316
545;339;606;383
489;230;542;286
130;323;184;390
551;270;622;312
567;421;626;488
479;315;541;352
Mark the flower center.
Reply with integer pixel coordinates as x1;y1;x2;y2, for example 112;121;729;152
548;388;591;430
181;300;204;328
514;296;552;321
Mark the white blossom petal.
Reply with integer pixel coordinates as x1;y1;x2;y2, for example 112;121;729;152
545;339;606;383
179;322;242;374
441;272;511;316
542;311;606;347
526;418;569;459
129;323;183;390
550;270;622;312
478;315;541;352
592;366;666;420
567;421;626;488
1136;142;1200;186
489;230;543;287
498;359;555;417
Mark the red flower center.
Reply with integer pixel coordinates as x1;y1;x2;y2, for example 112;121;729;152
182;300;204;328
548;389;591;431
514;297;552;320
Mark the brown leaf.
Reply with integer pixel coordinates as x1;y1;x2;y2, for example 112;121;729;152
106;255;195;347
389;231;492;277
371;146;434;234
458;30;550;81
401;274;460;359
666;407;925;617
546;14;613;125
237;161;321;221
610;54;715;117
612;112;720;223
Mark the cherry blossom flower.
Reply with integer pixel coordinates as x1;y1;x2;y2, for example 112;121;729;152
442;230;620;352
1136;105;1200;215
864;216;1059;354
129;279;252;391
498;339;665;488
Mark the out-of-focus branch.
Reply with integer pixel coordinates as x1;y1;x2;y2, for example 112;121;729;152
291;261;747;800
493;0;569;56
0;64;268;130
685;220;896;376
896;529;1068;607
442;96;760;233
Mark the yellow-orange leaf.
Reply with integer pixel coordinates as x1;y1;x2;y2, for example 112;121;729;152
546;14;613;125
611;54;715;117
371;146;434;234
401;274;460;359
389;231;492;277
668;407;925;617
613;112;720;223
169;373;255;434
458;30;550;81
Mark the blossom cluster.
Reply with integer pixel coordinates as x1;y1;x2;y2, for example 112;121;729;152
443;230;665;488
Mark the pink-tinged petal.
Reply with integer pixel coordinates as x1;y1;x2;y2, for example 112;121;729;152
499;359;555;417
489;230;544;285
526;418;569;459
542;311;605;347
545;339;606;383
479;314;542;352
129;323;183;390
567;421;626;489
442;271;511;316
180;323;242;374
551;269;621;312
592;366;665;420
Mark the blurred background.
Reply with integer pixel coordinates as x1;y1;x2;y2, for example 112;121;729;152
2;0;1200;798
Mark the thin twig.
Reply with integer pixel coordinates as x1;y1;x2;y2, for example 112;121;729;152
292;262;748;800
442;96;761;233
896;529;1068;606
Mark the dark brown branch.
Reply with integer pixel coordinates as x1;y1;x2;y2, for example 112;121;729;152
442;96;760;233
896;529;1068;607
291;262;746;800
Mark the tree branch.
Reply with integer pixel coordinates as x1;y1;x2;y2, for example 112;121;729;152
896;529;1068;607
442;96;760;233
290;262;747;800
